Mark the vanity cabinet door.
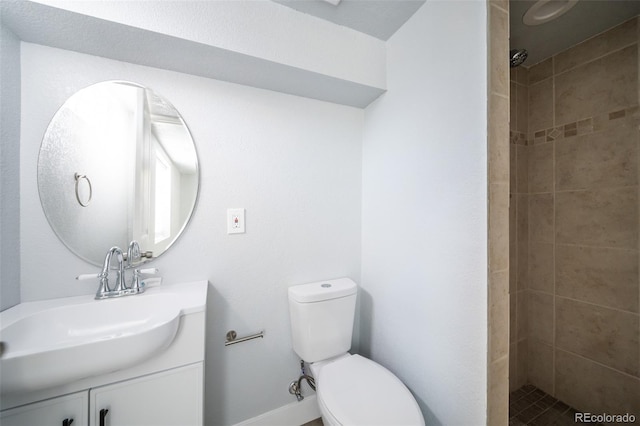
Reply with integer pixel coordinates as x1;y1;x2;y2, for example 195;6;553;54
0;391;88;426
89;363;203;426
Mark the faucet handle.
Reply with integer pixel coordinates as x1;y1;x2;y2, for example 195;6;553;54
77;272;110;298
130;268;159;293
123;251;153;269
76;273;100;281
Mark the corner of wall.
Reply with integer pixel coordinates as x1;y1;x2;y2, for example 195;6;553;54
0;23;22;311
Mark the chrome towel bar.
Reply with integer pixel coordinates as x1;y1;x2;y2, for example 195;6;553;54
225;330;264;346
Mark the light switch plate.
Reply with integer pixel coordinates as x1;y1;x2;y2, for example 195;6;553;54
227;208;245;234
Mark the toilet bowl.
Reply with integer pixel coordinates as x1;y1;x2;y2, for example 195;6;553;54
311;354;424;426
288;278;425;426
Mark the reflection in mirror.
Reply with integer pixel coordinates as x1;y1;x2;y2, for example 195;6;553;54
38;81;199;266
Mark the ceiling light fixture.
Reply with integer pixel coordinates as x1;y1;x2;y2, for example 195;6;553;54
523;0;579;26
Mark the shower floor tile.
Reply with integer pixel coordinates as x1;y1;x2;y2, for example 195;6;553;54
509;385;603;426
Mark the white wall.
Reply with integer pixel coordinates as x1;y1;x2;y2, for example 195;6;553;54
0;23;21;311
19;43;362;425
361;1;488;424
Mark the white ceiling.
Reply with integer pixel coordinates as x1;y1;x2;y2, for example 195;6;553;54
275;0;640;67
273;0;425;40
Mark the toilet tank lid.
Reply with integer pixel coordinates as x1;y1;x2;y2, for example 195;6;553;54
288;278;357;303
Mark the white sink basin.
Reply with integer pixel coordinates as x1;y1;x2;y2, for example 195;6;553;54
0;281;207;395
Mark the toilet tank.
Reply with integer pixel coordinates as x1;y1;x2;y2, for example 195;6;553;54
288;278;357;363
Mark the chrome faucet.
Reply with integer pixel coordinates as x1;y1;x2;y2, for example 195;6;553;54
77;243;157;300
76;241;158;299
97;246;126;298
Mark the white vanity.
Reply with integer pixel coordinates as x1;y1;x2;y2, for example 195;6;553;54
0;280;207;426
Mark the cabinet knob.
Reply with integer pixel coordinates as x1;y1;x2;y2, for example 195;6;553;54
99;408;109;426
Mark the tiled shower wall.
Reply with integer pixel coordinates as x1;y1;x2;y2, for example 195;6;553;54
509;58;529;393
509;17;640;416
488;0;510;423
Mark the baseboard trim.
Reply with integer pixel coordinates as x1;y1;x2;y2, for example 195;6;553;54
233;395;321;426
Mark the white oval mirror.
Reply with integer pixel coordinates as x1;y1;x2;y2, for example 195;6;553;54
37;81;199;266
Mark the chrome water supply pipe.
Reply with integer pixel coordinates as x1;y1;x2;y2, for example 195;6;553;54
289;360;316;401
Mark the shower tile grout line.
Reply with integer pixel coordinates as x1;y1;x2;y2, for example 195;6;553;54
553;347;640;381
526;289;640;317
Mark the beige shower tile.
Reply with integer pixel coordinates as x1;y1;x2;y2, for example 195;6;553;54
509;250;517;295
509;196;517;294
510;293;517;344
555;121;638;191
490;0;508;12
528;58;553;85
556;244;639;313
529;78;554;133
490;270;509;362
528;142;553;193
555;45;638;125
555;17;638;74
529;242;554;294
516;84;528;135
489;5;509;96
509;266;518;300
509;343;518;392
528;291;554;345
509;293;518;345
530;130;545;146
516;64;529;86
555;187;638;249
517;339;528;389
489;183;510;272
516;193;529;243
556;297;639;376
488;356;509;426
516;144;528;194
555;349;640;416
529;193;554;243
510;82;518;132
489;94;510;184
509;193;517;241
576;117;593;136
528;338;554;396
592;111;610;133
516;194;529;290
517;239;528;291
510;143;517;193
517;290;528;340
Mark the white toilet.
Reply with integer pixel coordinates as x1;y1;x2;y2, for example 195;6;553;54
288;277;425;426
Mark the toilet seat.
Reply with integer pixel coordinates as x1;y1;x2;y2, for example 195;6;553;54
317;354;424;426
